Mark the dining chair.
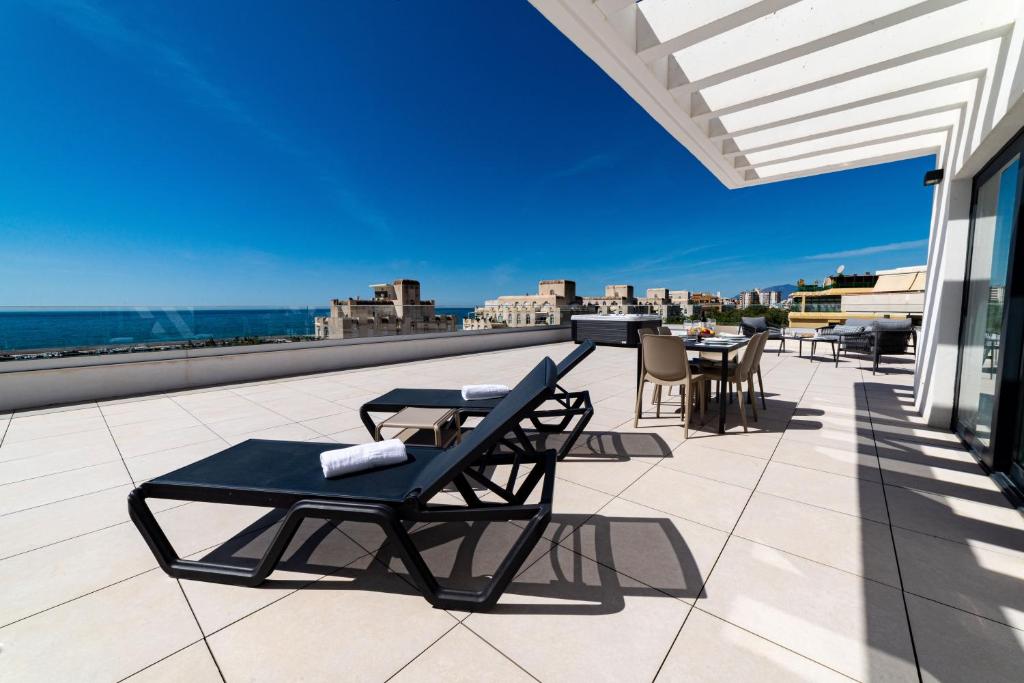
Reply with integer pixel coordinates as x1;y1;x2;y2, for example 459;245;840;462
717;330;765;432
634;335;706;438
748;331;769;411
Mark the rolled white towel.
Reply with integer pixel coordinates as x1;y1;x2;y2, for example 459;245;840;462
320;439;408;479
461;384;510;401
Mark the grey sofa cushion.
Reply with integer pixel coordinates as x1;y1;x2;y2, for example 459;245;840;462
830;324;865;336
843;318;879;330
874;318;913;331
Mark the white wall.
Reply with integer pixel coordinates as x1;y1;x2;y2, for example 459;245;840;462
916;24;1024;427
0;326;572;412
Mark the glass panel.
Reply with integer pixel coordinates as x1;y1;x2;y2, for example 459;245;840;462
957;157;1020;453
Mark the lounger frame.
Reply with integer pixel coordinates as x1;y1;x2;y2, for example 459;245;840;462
134;428;561;610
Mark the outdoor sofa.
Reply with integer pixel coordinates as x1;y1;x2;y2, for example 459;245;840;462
817;318;916;373
129;358;560;612
358;340;596;460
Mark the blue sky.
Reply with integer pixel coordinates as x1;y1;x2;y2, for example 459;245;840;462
0;1;935;307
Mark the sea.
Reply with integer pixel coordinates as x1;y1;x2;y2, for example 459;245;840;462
0;307;475;352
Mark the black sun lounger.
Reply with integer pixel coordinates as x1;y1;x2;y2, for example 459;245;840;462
358;340;596;460
129;358;559;612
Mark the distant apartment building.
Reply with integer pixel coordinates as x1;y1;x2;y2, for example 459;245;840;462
636;288;682;319
314;279;455;340
689;292;725;317
738;288;782;308
464;279;593;330
581;284;638;314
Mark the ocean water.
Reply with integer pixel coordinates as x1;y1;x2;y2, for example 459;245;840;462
0;307;474;352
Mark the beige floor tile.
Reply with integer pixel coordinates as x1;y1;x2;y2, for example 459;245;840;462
885;486;1024;559
125;439;228;482
2;407;108;444
771;437;881;482
564;497;727;603
620;466;751;532
208;556;458;681
100;397;197;427
115;423;222;458
0;485;180;560
0;439;123;485
123;641;222;682
698;537;917;681
0;570;202;682
464;543;690;683
657;608;851;682
907;594;1024;683
0;501;270;625
181;518;368;634
0;461;132;515
552;455;654;496
222;421;321;445
662;442;768;488
734;492;900;586
679;428;782;459
756;462;889;523
392;623;533;682
300;410;367;435
878;451;1008;507
894;526;1024;629
0;426;117;463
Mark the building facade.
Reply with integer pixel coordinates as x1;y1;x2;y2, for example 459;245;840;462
463;279;593;329
788;266;927;327
313;279;455;339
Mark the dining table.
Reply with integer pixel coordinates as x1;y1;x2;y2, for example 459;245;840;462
636;335;750;434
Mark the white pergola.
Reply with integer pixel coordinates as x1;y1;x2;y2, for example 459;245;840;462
529;0;1021;187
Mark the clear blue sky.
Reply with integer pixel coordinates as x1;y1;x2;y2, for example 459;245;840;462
0;1;936;307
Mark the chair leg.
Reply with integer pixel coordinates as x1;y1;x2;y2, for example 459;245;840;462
633;378;645;427
652;385;661;406
735;381;748;432
748;377;758;422
655;385;661;418
757;369;767;410
682;384;690;439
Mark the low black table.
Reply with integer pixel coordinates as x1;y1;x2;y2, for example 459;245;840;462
637;337;749;434
798;336;841;366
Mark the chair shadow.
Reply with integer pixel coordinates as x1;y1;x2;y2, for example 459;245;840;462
197;509;705;616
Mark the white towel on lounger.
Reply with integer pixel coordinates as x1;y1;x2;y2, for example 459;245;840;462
320;439;408;478
461;384;510;401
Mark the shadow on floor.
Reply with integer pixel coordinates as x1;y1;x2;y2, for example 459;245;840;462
197;508;704;616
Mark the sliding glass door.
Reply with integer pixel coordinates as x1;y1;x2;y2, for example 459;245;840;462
956;158;1019;461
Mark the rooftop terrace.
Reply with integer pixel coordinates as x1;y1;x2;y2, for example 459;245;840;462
1;341;1022;681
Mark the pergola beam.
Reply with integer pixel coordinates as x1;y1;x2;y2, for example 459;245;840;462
637;0;800;63
670;0;968;96
692;25;1010;122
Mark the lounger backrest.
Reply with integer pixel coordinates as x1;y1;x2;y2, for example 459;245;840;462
555;339;595;380
407;358;557;501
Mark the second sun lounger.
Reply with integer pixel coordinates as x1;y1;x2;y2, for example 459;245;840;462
358;340;596;459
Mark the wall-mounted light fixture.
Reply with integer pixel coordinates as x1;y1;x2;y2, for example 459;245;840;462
923;169;944;186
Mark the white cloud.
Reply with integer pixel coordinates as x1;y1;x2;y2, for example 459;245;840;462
805;239;928;260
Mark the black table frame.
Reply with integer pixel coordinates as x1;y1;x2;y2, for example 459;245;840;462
797;336;842;367
636;337;749;434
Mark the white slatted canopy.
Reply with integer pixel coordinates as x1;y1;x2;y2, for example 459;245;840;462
530;0;1021;187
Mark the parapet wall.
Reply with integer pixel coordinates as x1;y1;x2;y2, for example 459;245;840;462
0;326;572;411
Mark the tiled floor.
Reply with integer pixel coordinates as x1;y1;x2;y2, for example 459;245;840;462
2;341;1023;681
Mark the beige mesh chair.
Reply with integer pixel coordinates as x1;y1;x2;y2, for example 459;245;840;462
748;331;769;411
634;335;706;438
721;331;766;432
